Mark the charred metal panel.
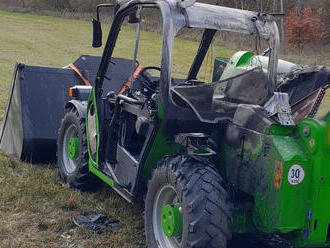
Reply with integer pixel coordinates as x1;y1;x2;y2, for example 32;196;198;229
233;105;273;134
109;0;280;128
278;66;330;106
224;123;265;195
291;88;327;123
185;3;272;39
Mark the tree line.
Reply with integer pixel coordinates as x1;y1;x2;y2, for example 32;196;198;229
5;0;330;45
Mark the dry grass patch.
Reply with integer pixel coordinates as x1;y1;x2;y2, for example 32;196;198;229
0;154;145;248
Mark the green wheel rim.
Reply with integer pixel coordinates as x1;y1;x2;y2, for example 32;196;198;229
153;184;182;248
68;137;79;159
161;204;183;237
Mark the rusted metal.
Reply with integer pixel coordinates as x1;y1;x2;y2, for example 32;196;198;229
291;88;326;123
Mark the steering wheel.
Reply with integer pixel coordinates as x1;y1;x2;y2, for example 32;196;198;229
138;66;161;93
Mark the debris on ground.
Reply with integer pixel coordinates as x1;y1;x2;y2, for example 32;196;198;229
72;213;120;234
60;229;83;248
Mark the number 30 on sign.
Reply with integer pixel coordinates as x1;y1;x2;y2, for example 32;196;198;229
288;164;305;185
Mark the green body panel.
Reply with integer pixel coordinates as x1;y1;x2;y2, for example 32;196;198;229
217;52;328;244
226;114;330;247
89;163;115;187
220;51;254;80
225;130;310;234
290;117;330;247
85;89;115;187
220;51;296;81
253;135;310;233
141;104;180;182
269;124;294;136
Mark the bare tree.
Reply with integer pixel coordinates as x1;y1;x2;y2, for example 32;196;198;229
295;0;302;15
280;0;285;49
272;0;277;12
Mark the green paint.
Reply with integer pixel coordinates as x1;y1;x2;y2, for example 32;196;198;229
253;134;310;234
88;157;98;170
220;51;254;80
219;123;313;237
67;137;79;159
161;204;182;237
272;135;308;162
289;116;330;247
224;115;330;247
269;124;294;136
246;115;330;247
141;104;180;181
89;161;115;187
86;88;112;190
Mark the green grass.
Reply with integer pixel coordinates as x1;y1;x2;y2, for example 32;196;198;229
0;11;102;117
0;10;329;248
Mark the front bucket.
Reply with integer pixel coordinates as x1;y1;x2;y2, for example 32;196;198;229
0;63;80;163
0;55;133;163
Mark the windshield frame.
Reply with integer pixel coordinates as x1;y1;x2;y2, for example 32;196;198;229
96;0;279;108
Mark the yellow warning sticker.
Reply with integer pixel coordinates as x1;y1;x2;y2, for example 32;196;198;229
274;161;283;189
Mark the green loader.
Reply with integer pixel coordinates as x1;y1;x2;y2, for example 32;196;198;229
2;0;329;247
56;0;330;247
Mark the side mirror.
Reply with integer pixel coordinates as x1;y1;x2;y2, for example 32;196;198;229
92;18;102;48
92;3;116;48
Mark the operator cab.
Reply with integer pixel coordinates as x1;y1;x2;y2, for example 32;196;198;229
88;1;285;197
168;27;275;126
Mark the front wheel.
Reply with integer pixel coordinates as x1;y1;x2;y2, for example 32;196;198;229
57;108;99;191
145;155;231;248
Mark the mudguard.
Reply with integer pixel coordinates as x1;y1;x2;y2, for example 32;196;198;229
65;100;88;119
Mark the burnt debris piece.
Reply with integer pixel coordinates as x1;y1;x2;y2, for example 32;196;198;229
72;213;119;234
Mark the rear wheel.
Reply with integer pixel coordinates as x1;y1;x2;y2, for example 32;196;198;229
145;155;231;248
57;108;99;191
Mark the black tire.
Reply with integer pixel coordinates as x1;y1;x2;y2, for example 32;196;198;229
57;108;99;191
145;155;231;248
